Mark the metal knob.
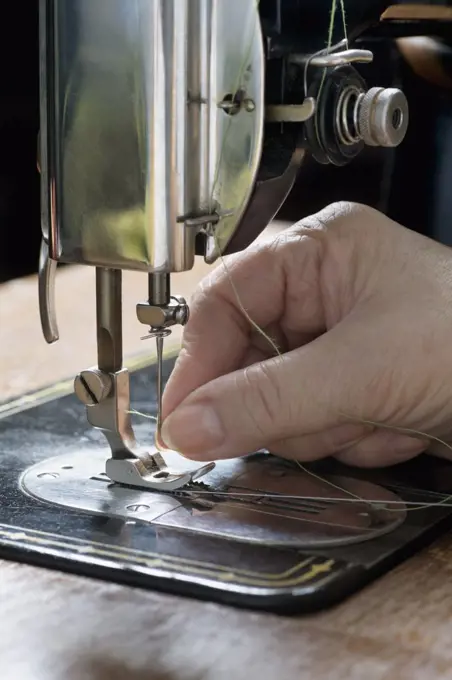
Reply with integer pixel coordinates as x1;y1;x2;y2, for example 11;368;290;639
358;87;409;148
74;369;112;406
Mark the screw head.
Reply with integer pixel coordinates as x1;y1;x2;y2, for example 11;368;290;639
174;298;189;326
126;504;151;513
74;370;112;406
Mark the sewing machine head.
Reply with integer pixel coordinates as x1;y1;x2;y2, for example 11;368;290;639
38;0;410;319
37;0;411;491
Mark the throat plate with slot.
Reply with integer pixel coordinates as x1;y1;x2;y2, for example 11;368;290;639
21;450;406;549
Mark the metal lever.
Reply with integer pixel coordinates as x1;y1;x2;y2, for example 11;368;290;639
38;239;59;344
300;49;374;68
266;98;316;123
267;47;373;125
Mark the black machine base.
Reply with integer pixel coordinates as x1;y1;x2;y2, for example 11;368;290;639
1;354;452;615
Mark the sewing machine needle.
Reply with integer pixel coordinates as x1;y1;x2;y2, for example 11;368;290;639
155;333;164;442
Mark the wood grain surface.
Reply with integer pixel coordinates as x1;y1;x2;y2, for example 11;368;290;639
382;4;452;21
2;222;452;680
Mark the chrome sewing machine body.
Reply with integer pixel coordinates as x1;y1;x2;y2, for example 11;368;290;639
37;0;409;494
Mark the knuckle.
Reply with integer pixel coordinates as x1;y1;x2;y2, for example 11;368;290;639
282;202;375;254
320;202;369;237
318;201;378;236
289;202;384;245
328;201;372;222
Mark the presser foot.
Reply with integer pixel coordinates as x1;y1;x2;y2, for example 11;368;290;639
74;365;214;493
105;454;215;492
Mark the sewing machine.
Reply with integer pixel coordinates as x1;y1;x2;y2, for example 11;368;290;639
2;0;452;614
37;0;410;490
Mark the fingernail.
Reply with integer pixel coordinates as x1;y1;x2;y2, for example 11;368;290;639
154;431;168;451
160;404;225;458
155;429;192;460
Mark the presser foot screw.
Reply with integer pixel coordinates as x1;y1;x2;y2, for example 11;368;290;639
74;369;113;406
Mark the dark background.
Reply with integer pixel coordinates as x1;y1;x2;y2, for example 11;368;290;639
1;1;452;283
0;3;40;282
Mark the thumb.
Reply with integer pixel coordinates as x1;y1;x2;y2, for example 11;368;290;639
160;323;365;460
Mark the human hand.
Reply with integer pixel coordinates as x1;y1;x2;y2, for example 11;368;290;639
160;202;452;467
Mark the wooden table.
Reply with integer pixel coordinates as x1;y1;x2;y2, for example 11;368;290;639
2;224;452;680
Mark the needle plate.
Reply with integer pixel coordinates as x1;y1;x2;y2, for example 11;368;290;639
21;449;406;549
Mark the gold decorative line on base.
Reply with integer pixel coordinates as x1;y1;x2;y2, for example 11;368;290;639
0;523;337;589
